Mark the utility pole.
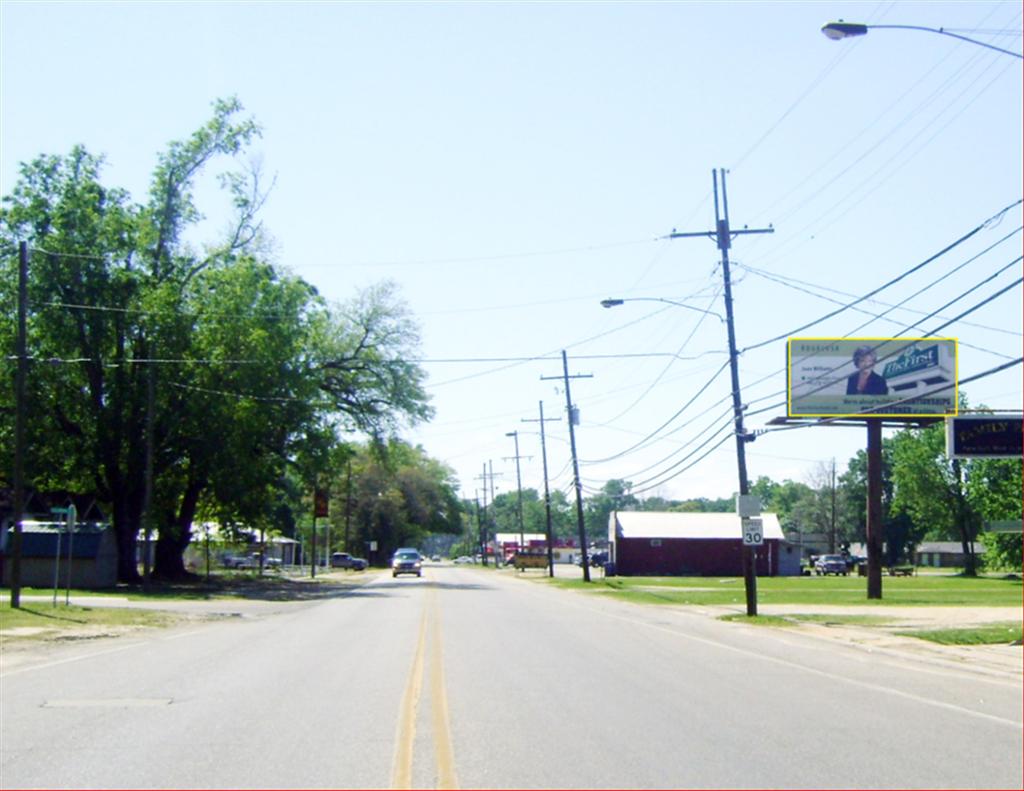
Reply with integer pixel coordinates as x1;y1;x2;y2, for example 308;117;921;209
143;334;156;589
830;457;838;554
474;492;485;565
344;460;353;552
504;430;530;553
542;352;593;581
475;466;489;565
475;463;502;565
10;242;28;608
669;168;773;616
488;460;498;562
866;422;884;598
523;402;561;577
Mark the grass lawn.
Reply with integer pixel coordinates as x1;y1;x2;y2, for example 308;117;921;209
0;604;181;642
544;572;1023;608
897;622;1023;645
3;569;352;603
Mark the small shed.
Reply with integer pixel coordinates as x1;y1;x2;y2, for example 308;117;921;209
1;521;118;588
608;511;799;577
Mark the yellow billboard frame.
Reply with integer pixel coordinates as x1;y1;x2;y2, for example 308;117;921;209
787;337;959;419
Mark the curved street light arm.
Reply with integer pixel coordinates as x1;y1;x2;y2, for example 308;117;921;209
600;296;725;322
822;21;1023;59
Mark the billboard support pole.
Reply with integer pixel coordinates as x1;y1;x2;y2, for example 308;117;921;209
866;420;884;599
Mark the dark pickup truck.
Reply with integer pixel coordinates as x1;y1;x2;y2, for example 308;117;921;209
331;552;368;571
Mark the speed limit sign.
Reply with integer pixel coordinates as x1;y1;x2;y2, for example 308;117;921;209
742;518;764;546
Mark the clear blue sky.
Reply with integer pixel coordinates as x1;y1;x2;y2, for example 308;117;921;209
3;1;1021;504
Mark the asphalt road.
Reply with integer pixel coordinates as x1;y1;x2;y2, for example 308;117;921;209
2;563;1021;789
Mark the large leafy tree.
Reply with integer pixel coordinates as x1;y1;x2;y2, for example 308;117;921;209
891;415;1022;574
2;99;434;581
890;422;979;574
2;99;264;581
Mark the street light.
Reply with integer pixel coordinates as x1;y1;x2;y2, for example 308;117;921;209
821;21;1023;59
600;297;725;322
822;17;1019;599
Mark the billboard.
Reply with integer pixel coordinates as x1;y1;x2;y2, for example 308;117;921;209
788;338;958;418
946;415;1023;458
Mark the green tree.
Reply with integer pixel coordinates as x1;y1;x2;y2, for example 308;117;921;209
151;256;321;577
584;479;637;541
890;422;984;574
2;99;263;582
338;441;461;564
2;99;434;581
967;458;1022;570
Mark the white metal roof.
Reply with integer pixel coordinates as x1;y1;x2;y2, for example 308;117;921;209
609;511;784;541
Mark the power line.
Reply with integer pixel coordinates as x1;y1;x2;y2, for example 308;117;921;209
168;381;325;405
626;433;736;497
742;199;1022;352
586;409;736;484
581;358;732;464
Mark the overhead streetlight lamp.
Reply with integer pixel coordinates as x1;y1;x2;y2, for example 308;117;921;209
601;296;725;323
821;20;1023;59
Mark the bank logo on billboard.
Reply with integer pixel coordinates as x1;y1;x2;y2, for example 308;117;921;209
787;337;958;418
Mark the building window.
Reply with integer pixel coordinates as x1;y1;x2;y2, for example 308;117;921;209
650;539;662;547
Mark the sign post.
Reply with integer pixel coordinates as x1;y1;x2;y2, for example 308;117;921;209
65;504;77;605
312;488;329;578
50;507;70;607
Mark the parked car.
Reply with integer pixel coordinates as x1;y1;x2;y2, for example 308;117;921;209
222;554;255;570
430;554;441;562
331;552;368;571
392;549;423;577
814;554;849;576
453;555;472;564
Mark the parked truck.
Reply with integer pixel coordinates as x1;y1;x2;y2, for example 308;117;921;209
330;552;368;571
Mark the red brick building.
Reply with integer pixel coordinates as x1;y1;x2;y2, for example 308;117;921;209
608;511;799;577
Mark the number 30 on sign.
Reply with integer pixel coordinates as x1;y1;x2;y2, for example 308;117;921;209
742;518;764;546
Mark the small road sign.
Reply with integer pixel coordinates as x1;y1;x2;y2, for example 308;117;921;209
742;517;764;546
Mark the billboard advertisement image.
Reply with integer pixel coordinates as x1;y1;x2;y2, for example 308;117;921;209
788;338;958;418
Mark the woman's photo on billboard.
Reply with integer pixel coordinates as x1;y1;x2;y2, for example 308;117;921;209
846;345;888;395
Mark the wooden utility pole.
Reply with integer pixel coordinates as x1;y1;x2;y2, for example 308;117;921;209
866;422;884;598
669;169;773;615
503;430;530;553
344;461;353;552
10;242;28;608
474;463;502;565
830;457;838;554
523;402;561;577
543;352;593;581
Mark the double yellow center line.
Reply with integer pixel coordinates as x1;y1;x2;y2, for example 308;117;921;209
391;584;458;790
